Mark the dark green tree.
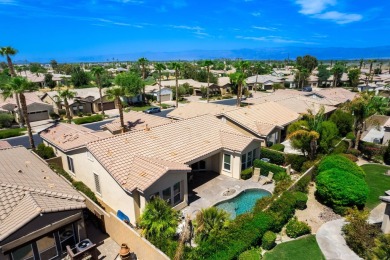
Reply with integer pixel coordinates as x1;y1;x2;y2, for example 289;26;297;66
44;73;56;89
317;64;331;87
71;67;90;87
348;68;361;89
296;55;318;73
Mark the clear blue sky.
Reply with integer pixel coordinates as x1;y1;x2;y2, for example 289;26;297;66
0;0;389;61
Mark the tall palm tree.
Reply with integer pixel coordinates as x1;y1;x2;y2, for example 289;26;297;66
359;59;364;70
229;72;246;107
1;77;38;148
252;62;263;92
91;66;106;115
138;57;149;104
368;59;376;76
195;207;229;243
154;63;166;108
170;62;181;108
56;88;76;124
106;86;127;132
0;46;24;126
203;60;214;103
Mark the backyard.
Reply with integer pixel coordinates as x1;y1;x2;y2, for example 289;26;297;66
263;235;325;260
362;164;390;210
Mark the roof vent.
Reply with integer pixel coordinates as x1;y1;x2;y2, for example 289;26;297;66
18;169;23;173
144;124;150;131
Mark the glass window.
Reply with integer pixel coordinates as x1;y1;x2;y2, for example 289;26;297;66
150;191;159;200
241;154;246;170
94;173;101;195
162;187;171;204
11;244;34;260
67;156;75;173
173;182;182;204
37;234;58;259
199;160;206;170
223;154;231;171
253;149;257;159
59;224;76;251
247;151;253;167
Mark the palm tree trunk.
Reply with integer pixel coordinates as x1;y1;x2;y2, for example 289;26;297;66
142;67;146;104
159;72;162;108
175;71;179;108
98;77;105;115
64;99;72;123
255;74;258;92
117;96;125;132
207;67;210;103
236;83;242;107
6;55;16;77
19;93;35;149
14;93;24;127
354;129;361;150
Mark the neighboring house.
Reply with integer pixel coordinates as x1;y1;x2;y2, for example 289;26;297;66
157;79;209;96
0;146;86;259
0;141;11;149
221;102;300;146
384;117;390;145
217;77;233;95
144;85;173;102
40;123;112;177
167;102;239;120
0;92;53;122
361;115;390;145
41;87;117;116
246;75;284;90
18;71;70;88
101;111;173;135
43;115;261;225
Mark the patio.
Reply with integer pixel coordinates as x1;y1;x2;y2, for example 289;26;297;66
182;171;274;219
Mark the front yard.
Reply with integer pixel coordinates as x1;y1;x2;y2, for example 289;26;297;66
361;164;390;210
0;127;26;139
263;235;325;260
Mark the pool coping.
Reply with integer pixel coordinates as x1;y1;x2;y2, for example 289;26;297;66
213;188;272;207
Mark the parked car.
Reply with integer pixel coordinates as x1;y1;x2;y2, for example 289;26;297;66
302;86;312;92
261;158;270;162
144;107;161;114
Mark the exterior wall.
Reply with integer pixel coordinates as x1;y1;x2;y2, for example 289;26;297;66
69;102;93;116
42;95;59;112
92;95;117;112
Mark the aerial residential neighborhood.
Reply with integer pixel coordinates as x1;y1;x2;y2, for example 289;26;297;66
1;1;390;260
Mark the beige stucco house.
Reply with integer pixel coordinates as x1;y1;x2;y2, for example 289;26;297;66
40;115;261;225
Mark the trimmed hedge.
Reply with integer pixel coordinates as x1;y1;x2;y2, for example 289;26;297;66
286;217;311;238
0;113;14;128
285;154;307;172
293;174;311;193
253;159;287;181
268;191;297;232
73;114;103;124
316;169;369;209
0;128;26;139
294;191;308;210
260;148;285;165
269;143;285;152
341;153;358;162
318;154;365;178
262;231;276;250
241;167;253;180
238;248;262;260
35;143;55;159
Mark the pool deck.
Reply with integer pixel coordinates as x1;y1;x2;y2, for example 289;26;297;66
182;172;274;219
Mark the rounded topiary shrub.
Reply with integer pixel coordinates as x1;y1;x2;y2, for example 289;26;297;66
238;248;262;260
262;231;276;250
294;191;308;210
318;155;365;178
316;169;369;208
285;217;311;238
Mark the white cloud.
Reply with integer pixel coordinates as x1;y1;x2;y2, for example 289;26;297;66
97;18;143;28
170;25;208;37
110;0;144;3
252;26;277;31
313;11;362;24
236;35;315;44
251;12;261;17
295;0;336;15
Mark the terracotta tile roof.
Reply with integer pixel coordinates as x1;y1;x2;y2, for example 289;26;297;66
0;92;51;112
313;88;357;104
277;97;336;114
167;102;239;120
223;102;300;137
246;75;283;84
158;79;207;89
0;140;12;149
88;115;260;192
40;123;112;152
101;111;173;134
0;146;85;240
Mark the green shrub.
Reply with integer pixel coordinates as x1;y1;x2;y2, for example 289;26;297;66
254;196;274;213
318;154;365;178
268;191;297;232
73;114;103;124
0;113;14;128
347;148;361;156
274;179;292;195
285;154;307;172
332;140;349;154
359;141;385;160
238;248;262;260
35;143;56;159
346;132;355;140
316;169;369;209
329;109;354;136
293;174;311;193
0;128;26;139
341;153;358;162
262;231;276;250
286;217;311;238
49;112;59;119
241;167;253;180
301;160;316;173
269;143;285;152
260;148;285;165
384;142;390;165
253;159;286;181
161;103;170;109
294;191;308;210
58;109;66;116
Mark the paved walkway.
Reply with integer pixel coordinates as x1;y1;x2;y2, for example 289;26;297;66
316;219;362;260
369;202;386;224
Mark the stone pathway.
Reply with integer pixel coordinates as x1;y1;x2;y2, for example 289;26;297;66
316;219;362;260
369;202;386;224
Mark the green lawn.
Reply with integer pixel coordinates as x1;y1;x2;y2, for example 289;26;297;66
0;128;26;139
263;235;325;260
361;164;390;210
130;105;153;112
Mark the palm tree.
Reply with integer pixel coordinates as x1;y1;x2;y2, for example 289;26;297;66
154;63;166;108
138;197;179;249
368;59;376;76
287;122;320;160
195;207;229;243
203;60;214;103
252;62;263;92
1;77;38;148
170;62;181;108
229;72;246;107
106;86;127;132
359;59;364;70
138;57;149;104
91;66;106;115
0;46;24;126
56;88;76;124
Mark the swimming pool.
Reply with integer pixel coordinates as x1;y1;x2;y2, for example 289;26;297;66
215;189;271;219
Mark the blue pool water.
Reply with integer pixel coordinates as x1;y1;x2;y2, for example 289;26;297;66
215;189;271;219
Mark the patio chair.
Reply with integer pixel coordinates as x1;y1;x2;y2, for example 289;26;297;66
260;172;274;185
251;167;261;182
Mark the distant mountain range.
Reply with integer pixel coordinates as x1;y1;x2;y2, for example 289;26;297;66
15;45;390;63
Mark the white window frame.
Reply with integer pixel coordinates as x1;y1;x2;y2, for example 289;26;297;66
67;156;75;174
86;151;94;162
93;172;101;195
223;153;231;172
